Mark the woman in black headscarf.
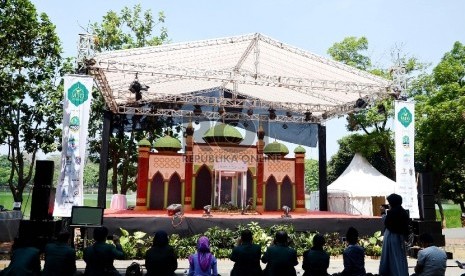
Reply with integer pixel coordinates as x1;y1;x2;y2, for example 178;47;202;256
379;193;409;276
145;230;178;276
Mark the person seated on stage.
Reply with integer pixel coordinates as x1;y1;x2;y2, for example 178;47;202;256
261;231;298;276
302;234;330;276
145;230;178;276
340;227;366;276
83;226;124;276
0;238;41;276
230;229;262;276
42;230;77;276
188;236;218;276
411;233;447;276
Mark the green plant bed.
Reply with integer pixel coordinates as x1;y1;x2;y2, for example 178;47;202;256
74;223;386;260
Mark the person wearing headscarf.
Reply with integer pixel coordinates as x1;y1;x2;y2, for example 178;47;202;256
188;236;218;276
379;193;410;276
302;234;330;276
261;231;298;276
230;229;263;276
145;230;178;276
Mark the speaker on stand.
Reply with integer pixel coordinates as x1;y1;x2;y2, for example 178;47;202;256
30;160;55;221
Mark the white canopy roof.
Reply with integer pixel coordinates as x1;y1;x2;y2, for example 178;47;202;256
327;153;396;197
88;33;391;123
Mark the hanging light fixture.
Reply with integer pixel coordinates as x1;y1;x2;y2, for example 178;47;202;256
268;108;276;120
304;111;313;122
193;105;202;116
129;74;149;101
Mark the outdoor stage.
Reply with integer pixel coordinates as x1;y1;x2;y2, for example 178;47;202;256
102;209;384;237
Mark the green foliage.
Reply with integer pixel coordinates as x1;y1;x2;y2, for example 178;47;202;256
118;228;151;259
88;4;170;195
304;159;319;192
327;36;371;70
75;224;386;260
413;41;465;213
0;0;73;202
360;231;383;257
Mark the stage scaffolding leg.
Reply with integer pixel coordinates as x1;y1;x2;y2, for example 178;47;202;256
97;110;112;209
318;124;328;211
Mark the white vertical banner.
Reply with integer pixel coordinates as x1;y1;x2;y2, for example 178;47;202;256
53;75;93;217
394;100;419;218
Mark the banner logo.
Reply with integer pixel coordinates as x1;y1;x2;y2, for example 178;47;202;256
68;81;89;107
397;107;412;128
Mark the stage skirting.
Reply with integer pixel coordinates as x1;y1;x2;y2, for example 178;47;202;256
102;211;384;237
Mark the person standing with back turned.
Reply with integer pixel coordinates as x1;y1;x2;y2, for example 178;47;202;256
379;193;409;276
230;229;262;276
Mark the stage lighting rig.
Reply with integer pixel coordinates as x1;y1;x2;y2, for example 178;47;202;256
129;74;149;101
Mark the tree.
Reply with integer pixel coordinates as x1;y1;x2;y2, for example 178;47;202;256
327;36;371;71
304;159;319;193
327;36;396;180
0;0;72;202
89;4;169;195
327;37;426;182
413;42;465;217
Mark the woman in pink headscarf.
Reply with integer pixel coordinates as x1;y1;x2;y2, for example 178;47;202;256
188;236;218;276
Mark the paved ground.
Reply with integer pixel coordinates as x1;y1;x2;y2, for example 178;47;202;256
60;258;465;275
1;255;464;275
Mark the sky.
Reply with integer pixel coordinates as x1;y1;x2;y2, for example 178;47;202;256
29;0;465;159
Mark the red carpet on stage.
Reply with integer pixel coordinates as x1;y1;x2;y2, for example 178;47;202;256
102;209;383;237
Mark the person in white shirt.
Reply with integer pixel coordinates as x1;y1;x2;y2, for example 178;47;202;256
412;233;447;276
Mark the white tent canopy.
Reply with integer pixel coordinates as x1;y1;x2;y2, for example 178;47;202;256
309;153;396;216
327;153;396;196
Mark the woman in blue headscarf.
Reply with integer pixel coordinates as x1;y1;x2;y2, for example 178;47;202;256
188;236;218;276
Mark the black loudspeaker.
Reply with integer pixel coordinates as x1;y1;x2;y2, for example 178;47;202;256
30;160;54;221
418;172;434;194
417;172;436;221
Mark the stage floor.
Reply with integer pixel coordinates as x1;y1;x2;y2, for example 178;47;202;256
103;209;384;237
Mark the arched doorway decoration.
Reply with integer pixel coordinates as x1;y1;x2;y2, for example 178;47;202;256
167;172;182;207
265;175;278;211
281;176;293;210
150;172;164;210
194;165;212;209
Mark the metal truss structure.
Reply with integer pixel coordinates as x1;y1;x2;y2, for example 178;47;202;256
85;33;392;123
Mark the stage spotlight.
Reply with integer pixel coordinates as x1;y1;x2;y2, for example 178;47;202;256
193;105;202;116
321;112;328;120
218;106;225;116
286;111;292;118
203;205;213;217
167;203;182;216
304;111;313;122
282;123;288;129
377;104;386;114
355;98;367;109
268;108;276;120
247;108;254;116
194;119;200;125
129;78;149;101
243;121;249;128
281;205;292;218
